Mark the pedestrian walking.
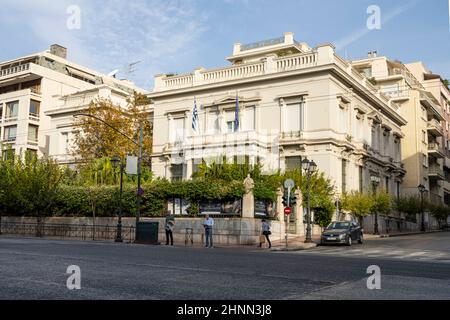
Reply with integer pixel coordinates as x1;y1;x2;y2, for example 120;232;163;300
165;211;175;246
259;219;272;248
203;214;214;248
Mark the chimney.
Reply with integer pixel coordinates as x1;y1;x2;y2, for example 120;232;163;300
50;44;67;59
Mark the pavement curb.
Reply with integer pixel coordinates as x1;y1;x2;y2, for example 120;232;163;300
271;243;318;252
378;230;447;238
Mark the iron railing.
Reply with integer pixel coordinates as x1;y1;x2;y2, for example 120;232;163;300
0;222;135;243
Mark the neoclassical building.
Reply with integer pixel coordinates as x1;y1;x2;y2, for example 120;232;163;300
149;32;406;198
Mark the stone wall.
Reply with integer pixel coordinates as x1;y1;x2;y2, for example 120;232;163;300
0;216;286;246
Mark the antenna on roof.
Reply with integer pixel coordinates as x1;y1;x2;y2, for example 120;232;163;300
125;61;141;78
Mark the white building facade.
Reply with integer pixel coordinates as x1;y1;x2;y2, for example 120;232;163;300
149;33;406;199
0;44;147;162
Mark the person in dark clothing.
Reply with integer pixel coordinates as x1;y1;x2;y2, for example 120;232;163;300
165;211;175;245
259;219;272;248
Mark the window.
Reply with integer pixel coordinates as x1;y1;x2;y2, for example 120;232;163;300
385;177;390;193
285;156;302;171
422;130;427;143
285;103;302;132
61;132;69;153
360;67;372;78
5;101;19;118
342;159;347;194
171;117;185;143
423;153;428;167
170;164;184;181
396;181;400;200
0;104;3;120
4;125;17;141
227;121;235;133
359;166;364;193
2;149;15;160
207;111;220;134
28;125;38;142
244;106;255;131
29;100;40;117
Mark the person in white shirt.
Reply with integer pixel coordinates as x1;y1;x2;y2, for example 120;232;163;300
203;214;214;248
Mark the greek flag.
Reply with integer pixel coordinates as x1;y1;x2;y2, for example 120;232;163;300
192;98;199;133
234;94;240;132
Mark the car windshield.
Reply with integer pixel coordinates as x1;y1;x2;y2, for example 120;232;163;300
326;222;351;230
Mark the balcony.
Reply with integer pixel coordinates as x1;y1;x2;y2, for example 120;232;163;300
382;88;410;102
2;137;16;144
429;164;445;180
0;63;30;79
427;118;444;137
421;91;444;121
430;192;443;204
428;142;445;158
29;113;40;122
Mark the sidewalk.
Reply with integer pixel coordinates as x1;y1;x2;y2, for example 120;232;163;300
269;235;320;251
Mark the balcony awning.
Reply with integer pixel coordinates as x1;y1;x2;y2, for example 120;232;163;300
66;66;97;83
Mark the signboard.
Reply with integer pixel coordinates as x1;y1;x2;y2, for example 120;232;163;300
255;200;275;217
199;199;242;215
126;156;138;175
284;207;292;215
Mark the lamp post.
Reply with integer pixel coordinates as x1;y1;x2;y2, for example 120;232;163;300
371;175;381;235
74;113;144;240
111;156;124;243
302;158;317;243
418;184;426;232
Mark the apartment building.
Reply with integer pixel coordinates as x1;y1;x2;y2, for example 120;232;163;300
0;44;146;162
406;62;450;205
149;33;406;202
352;55;445;204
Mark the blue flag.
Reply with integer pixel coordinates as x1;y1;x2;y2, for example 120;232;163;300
192;98;199;133
234;94;239;132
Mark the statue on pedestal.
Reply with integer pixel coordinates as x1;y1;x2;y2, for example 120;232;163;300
243;174;254;194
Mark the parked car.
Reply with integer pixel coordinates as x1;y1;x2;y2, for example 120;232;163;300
320;221;363;246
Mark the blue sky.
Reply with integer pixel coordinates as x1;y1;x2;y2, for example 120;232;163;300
0;0;449;90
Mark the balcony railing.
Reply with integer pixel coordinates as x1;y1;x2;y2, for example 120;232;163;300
29;113;40;121
428;142;444;152
429;165;445;179
0;63;30;79
427;119;444;136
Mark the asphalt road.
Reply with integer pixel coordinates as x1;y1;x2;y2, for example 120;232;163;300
0;232;449;300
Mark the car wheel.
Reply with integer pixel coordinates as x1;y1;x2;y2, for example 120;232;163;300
346;236;352;246
358;234;363;244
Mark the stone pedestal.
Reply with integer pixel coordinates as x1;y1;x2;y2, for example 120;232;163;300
242;193;255;218
294;188;305;236
242;174;255;218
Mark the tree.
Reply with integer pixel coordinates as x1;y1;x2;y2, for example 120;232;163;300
371;190;392;216
428;204;450;229
395;196;424;222
14;157;63;235
72;92;153;166
341;192;375;226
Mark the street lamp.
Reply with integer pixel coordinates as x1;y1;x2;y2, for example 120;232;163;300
302;158;317;243
418;184;427;232
111;156;124;243
74;113;144;241
370;175;381;235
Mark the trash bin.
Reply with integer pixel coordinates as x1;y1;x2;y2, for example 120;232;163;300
136;222;159;244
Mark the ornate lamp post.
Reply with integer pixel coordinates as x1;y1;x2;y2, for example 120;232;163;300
111;156;124;243
302;158;317;243
370;175;381;235
418;184;427;232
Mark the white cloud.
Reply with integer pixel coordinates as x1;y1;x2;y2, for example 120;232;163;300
0;0;209;89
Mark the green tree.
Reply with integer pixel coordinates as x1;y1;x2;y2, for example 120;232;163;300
371;190;392;216
341;192;375;225
72;92;153;166
429;203;450;228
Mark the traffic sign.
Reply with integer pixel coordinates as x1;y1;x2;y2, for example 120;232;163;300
284;207;292;215
284;179;295;190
